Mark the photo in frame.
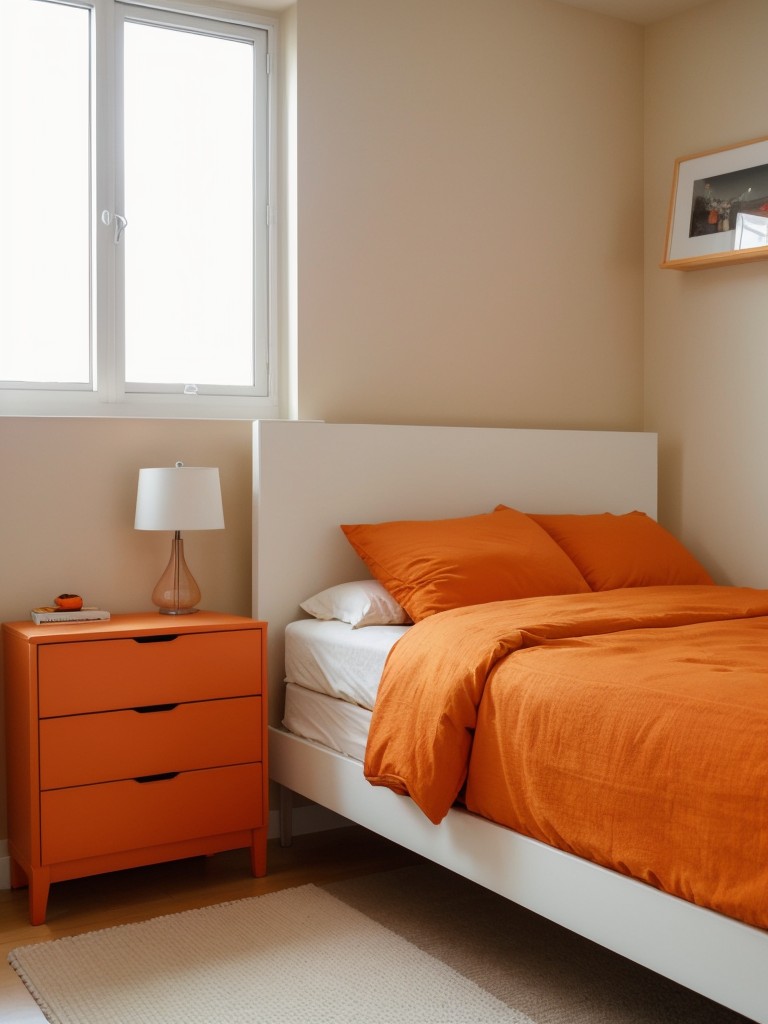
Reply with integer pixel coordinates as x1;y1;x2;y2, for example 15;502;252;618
662;135;768;270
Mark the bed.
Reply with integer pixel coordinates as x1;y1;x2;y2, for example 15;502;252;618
252;419;768;1023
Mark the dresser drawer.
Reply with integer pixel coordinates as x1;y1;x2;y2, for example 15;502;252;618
40;696;261;790
41;762;263;863
38;629;262;716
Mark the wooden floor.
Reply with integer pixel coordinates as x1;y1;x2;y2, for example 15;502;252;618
0;827;420;1023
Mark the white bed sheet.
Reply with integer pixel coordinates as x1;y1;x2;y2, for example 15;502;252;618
284;618;408;710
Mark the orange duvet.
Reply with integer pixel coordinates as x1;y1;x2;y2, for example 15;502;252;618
364;586;768;929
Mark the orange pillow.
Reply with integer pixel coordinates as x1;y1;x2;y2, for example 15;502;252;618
525;510;714;591
341;507;589;622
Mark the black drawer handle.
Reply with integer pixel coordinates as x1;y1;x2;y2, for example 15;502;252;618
135;772;179;784
133;635;179;644
133;703;179;714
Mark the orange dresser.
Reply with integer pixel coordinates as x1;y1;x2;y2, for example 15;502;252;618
2;612;268;924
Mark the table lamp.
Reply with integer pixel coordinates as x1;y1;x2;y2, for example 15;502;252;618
135;462;225;614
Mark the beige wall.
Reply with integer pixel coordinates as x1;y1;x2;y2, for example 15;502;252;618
644;0;768;584
296;0;645;429
0;0;646;847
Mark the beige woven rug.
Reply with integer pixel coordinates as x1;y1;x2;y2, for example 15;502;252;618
8;881;531;1024
9;864;750;1024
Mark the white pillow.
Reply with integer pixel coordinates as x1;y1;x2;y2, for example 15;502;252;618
300;580;410;629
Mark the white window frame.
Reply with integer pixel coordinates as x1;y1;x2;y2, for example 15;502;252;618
0;0;279;420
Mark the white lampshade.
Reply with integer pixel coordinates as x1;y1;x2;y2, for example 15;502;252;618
135;465;224;532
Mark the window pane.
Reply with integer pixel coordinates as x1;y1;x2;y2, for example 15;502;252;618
0;0;91;384
123;21;255;388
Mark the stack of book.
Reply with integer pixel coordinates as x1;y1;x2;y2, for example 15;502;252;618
31;607;111;625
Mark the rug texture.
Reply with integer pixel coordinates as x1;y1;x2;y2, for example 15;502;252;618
323;864;752;1024
8;882;532;1024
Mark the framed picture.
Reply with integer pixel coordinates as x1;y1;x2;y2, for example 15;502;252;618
661;135;768;271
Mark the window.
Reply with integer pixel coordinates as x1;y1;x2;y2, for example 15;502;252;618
0;0;276;418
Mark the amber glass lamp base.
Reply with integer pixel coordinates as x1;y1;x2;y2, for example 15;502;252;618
152;532;201;615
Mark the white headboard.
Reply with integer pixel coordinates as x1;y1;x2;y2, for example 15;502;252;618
253;421;657;721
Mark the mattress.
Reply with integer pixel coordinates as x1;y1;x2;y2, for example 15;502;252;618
282;618;407;761
284;618;408;710
282;682;372;762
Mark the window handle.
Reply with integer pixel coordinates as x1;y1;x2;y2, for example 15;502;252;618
113;213;128;245
100;210;128;245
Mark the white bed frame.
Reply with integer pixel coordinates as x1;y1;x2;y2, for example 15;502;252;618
252;420;768;1023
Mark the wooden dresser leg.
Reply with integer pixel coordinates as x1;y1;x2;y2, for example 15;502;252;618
29;868;51;926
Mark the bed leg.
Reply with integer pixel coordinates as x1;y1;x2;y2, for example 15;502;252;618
279;785;294;847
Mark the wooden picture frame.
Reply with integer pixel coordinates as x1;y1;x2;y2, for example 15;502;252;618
661;135;768;271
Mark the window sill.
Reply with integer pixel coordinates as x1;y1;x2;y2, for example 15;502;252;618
0;390;280;421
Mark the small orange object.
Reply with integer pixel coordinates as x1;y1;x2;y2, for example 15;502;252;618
55;594;83;611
